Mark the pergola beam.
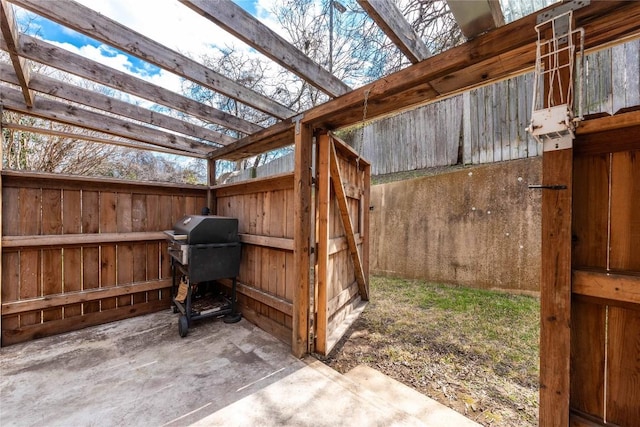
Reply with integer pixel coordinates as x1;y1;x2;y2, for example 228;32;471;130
357;0;431;64
0;0;33;106
7;0;295;119
0;63;235;146
0;34;262;136
180;0;351;98
446;0;505;40
2;122;207;158
0;85;213;156
212;0;640;161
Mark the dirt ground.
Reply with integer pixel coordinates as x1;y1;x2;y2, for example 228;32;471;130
317;277;540;426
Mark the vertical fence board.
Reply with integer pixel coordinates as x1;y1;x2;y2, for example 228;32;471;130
570;298;606;418
83;246;100;313
132;194;147;232
42;189;62;235
609;150;640;271
116;193;133;307
63;190;81;234
42;248;63;321
100;192;117;233
19;188;41;236
19;250;40;326
82;191;99;233
606;307;640;425
63;247;82;318
1;251;20;333
2;187;19;235
100;245;117;310
572;154;609;268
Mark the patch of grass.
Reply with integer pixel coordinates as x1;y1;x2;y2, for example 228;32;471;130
322;276;541;427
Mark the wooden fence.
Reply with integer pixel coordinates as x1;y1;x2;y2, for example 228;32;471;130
342;39;640;175
1;172;207;345
213;174;295;344
223;39;639;180
211;134;371;354
315;134;370;354
570;137;639;425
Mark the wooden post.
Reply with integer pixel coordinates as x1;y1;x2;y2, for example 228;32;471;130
0;107;3;346
314;132;331;355
292;119;312;357
362;162;371;288
539;20;574;427
539;150;572;426
207;158;216;214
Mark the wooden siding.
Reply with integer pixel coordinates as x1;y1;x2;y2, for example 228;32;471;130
570;133;639;425
336;39;640;176
0;172;207;345
214;173;295;345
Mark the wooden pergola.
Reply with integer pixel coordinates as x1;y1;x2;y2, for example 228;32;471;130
1;1;639;426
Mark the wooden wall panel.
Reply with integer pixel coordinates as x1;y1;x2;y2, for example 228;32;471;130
609;150;640;271
2;187;20;235
63;190;81;234
572;154;609;269
83;246;101;314
1;172;207;345
63;247;82;318
1;251;19;331
606;307;640;425
570;127;639;423
569;298;605;418
19;250;40;326
213;174;295;344
42;248;63;321
605;149;640;425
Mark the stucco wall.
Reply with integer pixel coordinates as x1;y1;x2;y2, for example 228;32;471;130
370;157;542;294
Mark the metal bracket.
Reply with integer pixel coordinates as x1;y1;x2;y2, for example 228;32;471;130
292;113;304;135
537;0;590;25
528;184;567;190
536;0;589;43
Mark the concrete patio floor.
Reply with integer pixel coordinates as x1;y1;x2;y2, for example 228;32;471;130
0;311;478;426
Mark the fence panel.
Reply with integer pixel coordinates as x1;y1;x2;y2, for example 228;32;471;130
1;172;207;345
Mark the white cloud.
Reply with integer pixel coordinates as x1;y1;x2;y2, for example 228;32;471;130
48;41;134;75
74;0;253;61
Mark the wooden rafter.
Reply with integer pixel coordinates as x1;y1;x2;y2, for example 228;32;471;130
1;122;206;158
0;63;235;146
0;34;261;136
446;0;505;39
0;0;33;106
180;0;351;98
212;0;640;161
0;86;213;155
7;0;295;119
357;0;430;64
329;137;368;301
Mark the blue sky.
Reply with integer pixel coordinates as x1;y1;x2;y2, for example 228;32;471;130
14;0;278;91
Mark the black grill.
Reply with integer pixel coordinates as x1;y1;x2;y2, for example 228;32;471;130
165;214;242;337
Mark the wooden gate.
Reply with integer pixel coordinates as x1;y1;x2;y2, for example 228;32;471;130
569;119;640;425
314;133;370;355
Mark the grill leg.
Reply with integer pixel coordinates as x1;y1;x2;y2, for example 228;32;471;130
223;277;242;324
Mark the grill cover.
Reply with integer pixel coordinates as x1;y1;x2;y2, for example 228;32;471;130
173;215;238;244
